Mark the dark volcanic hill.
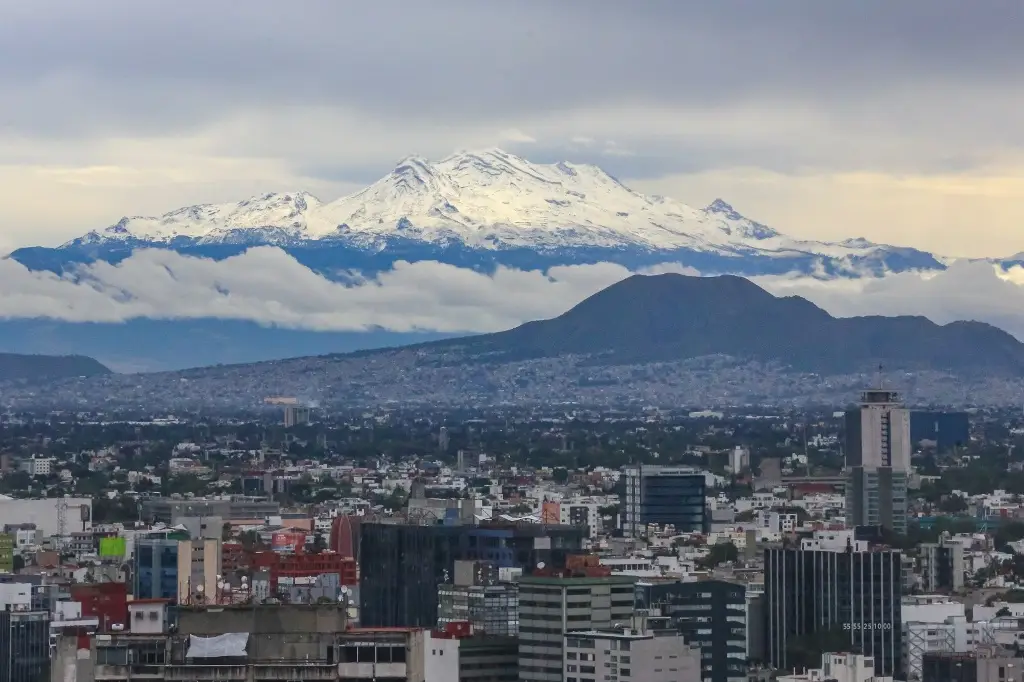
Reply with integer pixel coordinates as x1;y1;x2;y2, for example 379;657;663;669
439;273;1024;375
0;353;112;382
5;273;1022;409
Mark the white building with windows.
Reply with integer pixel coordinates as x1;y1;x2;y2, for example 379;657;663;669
902;615;997;681
777;653;893;682
19;456;55;477
564;621;701;682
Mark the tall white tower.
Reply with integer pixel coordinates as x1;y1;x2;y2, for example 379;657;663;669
845;388;911;535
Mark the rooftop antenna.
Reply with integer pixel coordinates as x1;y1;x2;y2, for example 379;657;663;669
876;364;884;390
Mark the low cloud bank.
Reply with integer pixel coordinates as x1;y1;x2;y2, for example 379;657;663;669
0;247;1022;340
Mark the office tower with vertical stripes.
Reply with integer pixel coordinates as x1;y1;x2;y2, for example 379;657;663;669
764;531;903;678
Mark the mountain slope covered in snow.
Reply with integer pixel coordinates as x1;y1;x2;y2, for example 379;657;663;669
10;149;943;278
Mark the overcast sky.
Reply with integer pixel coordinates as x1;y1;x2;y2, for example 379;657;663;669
2;0;1023;257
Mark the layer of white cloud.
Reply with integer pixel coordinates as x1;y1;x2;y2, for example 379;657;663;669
0;248;676;333
2;248;1024;342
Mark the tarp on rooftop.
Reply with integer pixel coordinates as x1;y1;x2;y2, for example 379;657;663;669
186;633;248;658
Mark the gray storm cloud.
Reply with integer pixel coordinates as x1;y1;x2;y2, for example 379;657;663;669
0;248;1023;341
1;1;1021;178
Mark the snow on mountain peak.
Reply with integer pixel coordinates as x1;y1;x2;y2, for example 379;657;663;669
59;148;886;257
705;198;740;217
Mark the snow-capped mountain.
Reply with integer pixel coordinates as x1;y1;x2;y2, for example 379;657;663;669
12;148;944;278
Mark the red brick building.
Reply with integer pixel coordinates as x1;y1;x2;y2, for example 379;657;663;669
70;582;128;631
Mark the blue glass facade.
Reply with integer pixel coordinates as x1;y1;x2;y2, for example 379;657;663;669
623;465;707;536
133;539;179;600
910;411;969;452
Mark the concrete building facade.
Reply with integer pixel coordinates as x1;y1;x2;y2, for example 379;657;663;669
845;389;912;535
518;569;636;682
920;536;966;593
563;624;701;682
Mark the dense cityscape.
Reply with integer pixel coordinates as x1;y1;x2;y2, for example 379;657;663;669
1;390;1024;681
3;4;1021;682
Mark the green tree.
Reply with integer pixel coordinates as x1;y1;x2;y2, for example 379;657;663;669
995;522;1024;551
700;542;739;567
785;626;853;671
938;495;968;514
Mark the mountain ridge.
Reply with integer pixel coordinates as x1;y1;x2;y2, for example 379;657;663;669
10;148;944;280
417;273;1024;375
0;352;111;382
7;273;1023;410
0;149;975;371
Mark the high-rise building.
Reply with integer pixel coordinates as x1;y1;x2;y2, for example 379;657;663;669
283;406;311;428
176;538;223;605
920;536;966;593
0;610;50;682
359;520;585;628
438;560;519;637
765;530;903;677
845;388;911;535
518;557;636;682
439;426;450;452
622;465;706;537
134;534;186;600
635;579;748;682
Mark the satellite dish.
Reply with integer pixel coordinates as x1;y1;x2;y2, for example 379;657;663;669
195;584;205;593
536;562;546;570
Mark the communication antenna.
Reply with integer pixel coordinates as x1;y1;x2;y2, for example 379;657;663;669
877;364;884;390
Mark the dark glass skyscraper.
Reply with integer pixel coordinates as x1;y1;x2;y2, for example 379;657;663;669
765;534;903;677
635;579;748;682
622;465;706;537
359;520;586;627
0;610;50;682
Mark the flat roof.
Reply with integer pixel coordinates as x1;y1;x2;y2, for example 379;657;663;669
519;575;637;586
567;630;655;640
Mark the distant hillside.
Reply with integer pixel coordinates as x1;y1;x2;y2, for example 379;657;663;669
439;273;1024;375
0;353;111;382
4;274;1023;410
